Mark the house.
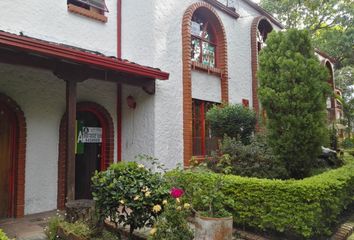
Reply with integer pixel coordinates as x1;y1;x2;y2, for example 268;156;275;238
2;0;335;219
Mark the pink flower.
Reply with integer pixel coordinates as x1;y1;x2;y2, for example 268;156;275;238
170;187;184;198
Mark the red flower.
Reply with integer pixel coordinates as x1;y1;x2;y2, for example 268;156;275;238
170;187;184;198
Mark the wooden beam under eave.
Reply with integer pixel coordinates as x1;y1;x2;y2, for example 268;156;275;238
66;79;77;201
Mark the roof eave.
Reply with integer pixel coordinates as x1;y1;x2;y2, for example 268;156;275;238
0;31;169;80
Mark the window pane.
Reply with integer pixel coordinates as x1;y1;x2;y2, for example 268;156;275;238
75;0;108;12
191;21;202;36
192;100;219;156
89;0;108;12
191;38;201;63
192;100;203;156
202;42;215;67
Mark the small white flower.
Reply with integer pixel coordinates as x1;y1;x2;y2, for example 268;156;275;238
145;191;151;197
152;204;162;213
150;227;157;235
137;164;145;168
134;195;140;201
184;203;191;209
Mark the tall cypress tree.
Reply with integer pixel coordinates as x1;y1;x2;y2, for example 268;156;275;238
258;29;330;179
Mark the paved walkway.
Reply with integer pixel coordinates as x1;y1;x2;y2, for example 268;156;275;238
0;211;55;240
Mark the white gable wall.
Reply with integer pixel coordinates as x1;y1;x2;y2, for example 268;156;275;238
0;0;118;57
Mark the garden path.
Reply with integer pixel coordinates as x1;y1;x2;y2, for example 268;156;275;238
0;211;54;240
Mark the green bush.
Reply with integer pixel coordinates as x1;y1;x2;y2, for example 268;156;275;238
206;103;256;144
167;155;354;239
0;229;9;240
342;138;354;149
258;29;330;179
207;135;288;179
91;162;169;238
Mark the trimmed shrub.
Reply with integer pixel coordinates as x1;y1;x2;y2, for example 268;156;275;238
258;29;330;178
206;103;256;144
207;135;288;179
167;155;354;239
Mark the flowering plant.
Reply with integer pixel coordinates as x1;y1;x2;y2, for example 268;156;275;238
170;187;184;198
91;162;169;238
148;188;193;240
167;169;233;218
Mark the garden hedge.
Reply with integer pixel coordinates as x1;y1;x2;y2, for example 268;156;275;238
167;155;354;239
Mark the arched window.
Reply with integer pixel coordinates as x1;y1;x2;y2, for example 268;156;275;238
182;3;228;166
257;20;272;52
191;12;217;68
251;17;273;116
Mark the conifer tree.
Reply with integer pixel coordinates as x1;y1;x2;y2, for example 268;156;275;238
258;29;330;178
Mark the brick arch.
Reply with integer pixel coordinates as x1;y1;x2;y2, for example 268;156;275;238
322;60;336;121
57;102;114;209
182;2;228;167
0;93;26;218
251;16;273;115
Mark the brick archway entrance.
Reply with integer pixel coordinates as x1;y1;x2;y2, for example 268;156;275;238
0;93;26;218
57;102;114;209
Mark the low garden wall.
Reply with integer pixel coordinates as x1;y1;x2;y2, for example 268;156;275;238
167;156;354;239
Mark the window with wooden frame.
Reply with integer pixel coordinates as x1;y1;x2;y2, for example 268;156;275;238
191;13;217;68
192;99;219;157
67;0;109;22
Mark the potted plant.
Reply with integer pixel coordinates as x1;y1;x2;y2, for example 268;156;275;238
167;170;234;240
189;175;233;240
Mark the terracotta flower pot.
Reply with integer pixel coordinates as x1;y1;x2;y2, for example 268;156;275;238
194;215;233;240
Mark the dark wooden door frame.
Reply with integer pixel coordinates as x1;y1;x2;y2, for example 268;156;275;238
57;102;114;209
0;93;26;218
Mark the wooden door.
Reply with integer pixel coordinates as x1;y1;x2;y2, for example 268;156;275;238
75;111;102;200
0;103;15;218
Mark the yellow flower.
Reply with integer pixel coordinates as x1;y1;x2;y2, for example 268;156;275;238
150;227;157;235
176;198;181;204
152;204;162;213
134;195;140;201
137;164;145;168
119;200;125;205
145;191;151;197
183;203;190;209
176;206;182;211
162;199;168;205
141;186;149;192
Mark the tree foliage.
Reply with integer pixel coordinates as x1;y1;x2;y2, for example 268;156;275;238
260;0;354;68
258;29;330;179
206;103;256;144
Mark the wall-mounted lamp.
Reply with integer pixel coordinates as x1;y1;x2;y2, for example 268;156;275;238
127;95;136;109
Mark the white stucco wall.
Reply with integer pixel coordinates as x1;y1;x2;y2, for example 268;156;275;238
0;0;117;57
121;0;268;168
192;71;221;103
0;63;117;214
121;84;155;161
